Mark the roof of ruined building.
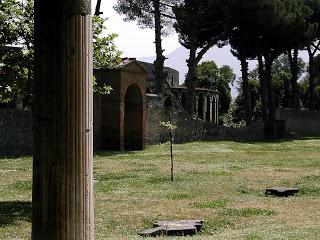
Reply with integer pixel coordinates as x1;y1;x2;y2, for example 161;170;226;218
138;61;179;75
95;58;147;73
115;58;147;72
171;86;219;95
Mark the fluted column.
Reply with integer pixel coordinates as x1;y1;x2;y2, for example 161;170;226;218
209;96;213;123
215;96;219;124
195;95;199;118
203;96;207;121
33;1;94;239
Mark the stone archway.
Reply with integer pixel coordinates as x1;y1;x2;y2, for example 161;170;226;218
198;93;204;120
124;84;143;150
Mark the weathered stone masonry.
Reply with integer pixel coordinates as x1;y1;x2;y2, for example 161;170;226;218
146;95;263;144
94;59;147;151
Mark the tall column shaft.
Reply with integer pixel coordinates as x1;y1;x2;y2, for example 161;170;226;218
203;97;207;121
215;97;219;124
209;98;213;123
195;96;199;118
33;1;94;239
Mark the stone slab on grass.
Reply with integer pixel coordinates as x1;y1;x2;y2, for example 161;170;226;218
265;187;299;197
138;220;204;237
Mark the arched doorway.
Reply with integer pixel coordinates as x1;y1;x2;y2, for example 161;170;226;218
206;95;211;122
124;84;143;150
198;93;204;120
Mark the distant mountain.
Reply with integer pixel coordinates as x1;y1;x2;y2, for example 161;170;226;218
138;46;257;97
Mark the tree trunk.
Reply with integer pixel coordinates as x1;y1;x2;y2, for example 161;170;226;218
33;1;94;239
288;48;299;109
153;0;167;95
307;46;316;110
265;57;275;120
94;0;102;16
185;43;197;117
240;56;252;125
264;55;276;139
258;54;268;122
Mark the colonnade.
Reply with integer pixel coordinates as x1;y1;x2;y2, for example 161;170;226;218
172;88;220;124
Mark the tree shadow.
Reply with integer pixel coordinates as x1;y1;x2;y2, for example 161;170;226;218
0;152;32;159
94;150;138;158
0;201;32;226
239;135;320;145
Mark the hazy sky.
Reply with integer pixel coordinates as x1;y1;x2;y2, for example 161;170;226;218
94;0;181;57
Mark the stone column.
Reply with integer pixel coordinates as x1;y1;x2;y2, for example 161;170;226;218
33;1;94;239
215;96;219;124
195;95;199;118
214;96;217;124
203;96;207;121
209;96;213;123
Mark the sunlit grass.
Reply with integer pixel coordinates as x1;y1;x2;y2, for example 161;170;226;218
1;139;320;239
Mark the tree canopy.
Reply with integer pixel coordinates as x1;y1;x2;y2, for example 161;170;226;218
0;1;121;106
196;61;234;115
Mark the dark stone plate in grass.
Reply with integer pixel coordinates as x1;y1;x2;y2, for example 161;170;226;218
265;187;299;197
138;220;204;237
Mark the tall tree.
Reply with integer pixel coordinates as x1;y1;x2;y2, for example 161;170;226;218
285;0;317;108
228;0;264;125
304;0;320;109
114;0;178;95
0;0;34;107
174;0;231;116
0;0;120;105
92;16;122;68
253;0;315;137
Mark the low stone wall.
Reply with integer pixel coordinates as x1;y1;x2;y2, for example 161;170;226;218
276;108;320;135
0;109;33;156
146;95;263;144
0;97;264;156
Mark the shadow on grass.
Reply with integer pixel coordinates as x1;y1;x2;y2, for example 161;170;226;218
0;151;32;159
230;134;320;145
93;150;138;158
0;201;32;226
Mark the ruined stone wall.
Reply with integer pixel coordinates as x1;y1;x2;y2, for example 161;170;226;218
276;108;320;135
0;109;33;156
0;97;263;156
146;95;263;144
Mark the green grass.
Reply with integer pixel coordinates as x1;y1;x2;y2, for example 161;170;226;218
1;139;320;239
193;199;229;209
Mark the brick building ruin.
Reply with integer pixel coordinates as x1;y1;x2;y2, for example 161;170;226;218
93;59;220;151
94;59;147;151
140;61;220;124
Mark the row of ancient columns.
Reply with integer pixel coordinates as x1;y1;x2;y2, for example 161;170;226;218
194;95;219;124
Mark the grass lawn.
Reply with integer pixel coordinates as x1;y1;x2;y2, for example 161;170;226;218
1;139;320;239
